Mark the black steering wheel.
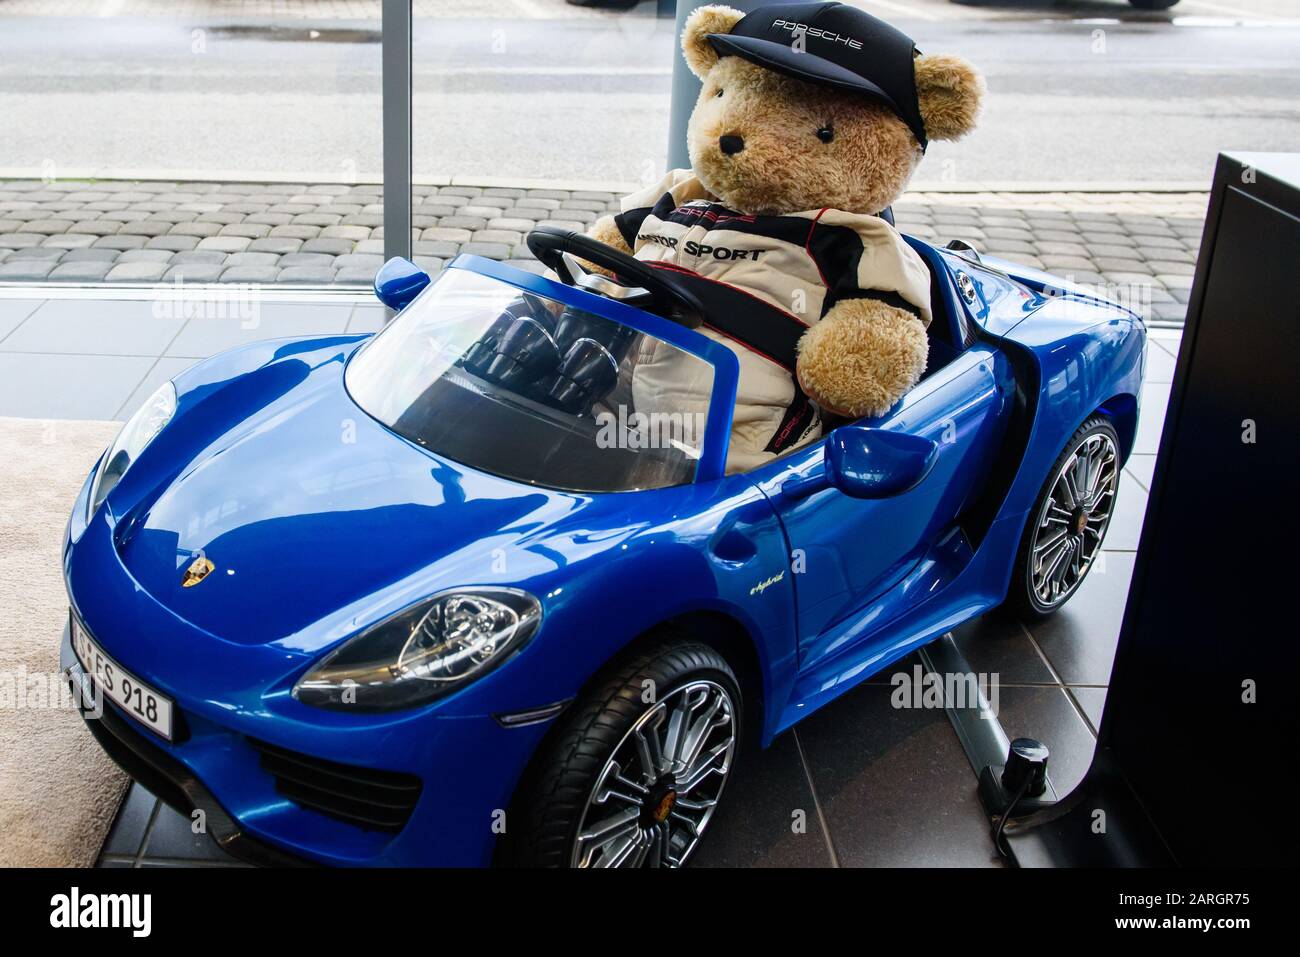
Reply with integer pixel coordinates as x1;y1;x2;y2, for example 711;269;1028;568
526;225;706;329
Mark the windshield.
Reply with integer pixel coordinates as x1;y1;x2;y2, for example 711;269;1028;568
346;267;718;492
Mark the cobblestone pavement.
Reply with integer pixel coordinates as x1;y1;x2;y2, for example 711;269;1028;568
894;191;1205;325
0;179;1205;324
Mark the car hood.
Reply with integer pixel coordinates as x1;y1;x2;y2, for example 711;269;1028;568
110;339;582;647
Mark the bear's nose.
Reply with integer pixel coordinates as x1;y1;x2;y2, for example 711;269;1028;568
719;135;745;156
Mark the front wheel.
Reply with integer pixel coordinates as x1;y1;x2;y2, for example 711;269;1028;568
1007;415;1121;619
1128;0;1179;9
505;634;741;868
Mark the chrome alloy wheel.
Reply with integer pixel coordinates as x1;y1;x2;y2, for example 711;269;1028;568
1028;431;1119;610
570;680;737;868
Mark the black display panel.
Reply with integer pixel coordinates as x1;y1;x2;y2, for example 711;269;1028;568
1099;162;1300;866
1011;153;1300;867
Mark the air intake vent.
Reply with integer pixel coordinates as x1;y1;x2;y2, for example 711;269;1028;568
249;738;421;832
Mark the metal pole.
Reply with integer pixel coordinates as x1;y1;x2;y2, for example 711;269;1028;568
665;0;763;172
918;636;1012;782
382;0;413;268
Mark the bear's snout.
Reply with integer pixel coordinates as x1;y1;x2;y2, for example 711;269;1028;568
718;134;745;156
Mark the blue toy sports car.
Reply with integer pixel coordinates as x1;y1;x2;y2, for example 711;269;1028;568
62;226;1144;867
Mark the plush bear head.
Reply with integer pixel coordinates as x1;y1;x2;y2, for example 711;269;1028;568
681;3;984;217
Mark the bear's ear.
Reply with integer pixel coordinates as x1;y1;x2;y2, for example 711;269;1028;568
682;5;745;79
913;54;985;142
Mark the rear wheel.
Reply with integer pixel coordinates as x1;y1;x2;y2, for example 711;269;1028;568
1007;416;1121;619
505;633;741;868
1128;0;1179;9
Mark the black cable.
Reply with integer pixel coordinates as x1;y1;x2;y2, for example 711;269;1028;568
993;775;1032;859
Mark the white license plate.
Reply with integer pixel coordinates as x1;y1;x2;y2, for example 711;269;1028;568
71;616;174;740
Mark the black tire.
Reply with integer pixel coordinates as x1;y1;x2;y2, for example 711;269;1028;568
1128;0;1179;9
1006;415;1122;620
503;630;742;868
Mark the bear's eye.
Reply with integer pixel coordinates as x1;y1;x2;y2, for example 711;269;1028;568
816;124;835;144
715;88;724;98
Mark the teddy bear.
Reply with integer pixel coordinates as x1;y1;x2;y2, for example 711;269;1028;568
585;1;984;472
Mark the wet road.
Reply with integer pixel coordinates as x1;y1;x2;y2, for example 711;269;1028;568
1;1;1298;186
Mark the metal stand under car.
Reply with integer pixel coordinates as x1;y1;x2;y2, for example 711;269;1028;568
997;152;1300;867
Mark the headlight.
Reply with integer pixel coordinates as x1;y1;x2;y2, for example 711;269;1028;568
293;588;542;712
87;381;176;519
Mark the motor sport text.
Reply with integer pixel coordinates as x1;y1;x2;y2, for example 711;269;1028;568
637;233;766;262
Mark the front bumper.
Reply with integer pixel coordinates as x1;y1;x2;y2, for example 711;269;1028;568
60;612;555;867
62;624;309;867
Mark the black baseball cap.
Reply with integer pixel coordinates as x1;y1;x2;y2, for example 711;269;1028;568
707;2;928;148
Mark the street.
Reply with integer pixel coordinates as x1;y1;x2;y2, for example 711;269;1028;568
1;0;1298;187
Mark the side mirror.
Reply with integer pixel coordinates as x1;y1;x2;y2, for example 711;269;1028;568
825;426;939;499
374;257;431;312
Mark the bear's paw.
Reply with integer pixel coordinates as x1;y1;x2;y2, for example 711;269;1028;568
796;299;929;419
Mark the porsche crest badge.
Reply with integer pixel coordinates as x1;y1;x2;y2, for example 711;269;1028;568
181;556;215;588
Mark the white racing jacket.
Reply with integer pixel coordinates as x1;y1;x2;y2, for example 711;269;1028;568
614;170;933;473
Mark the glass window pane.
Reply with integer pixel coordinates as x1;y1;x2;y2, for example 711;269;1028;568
348;266;715;491
0;4;383;287
410;5;674;276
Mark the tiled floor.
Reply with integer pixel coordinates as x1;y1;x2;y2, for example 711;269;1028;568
0;293;383;420
0;288;1179;868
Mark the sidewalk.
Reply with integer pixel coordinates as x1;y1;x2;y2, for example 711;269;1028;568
0;178;1205;325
